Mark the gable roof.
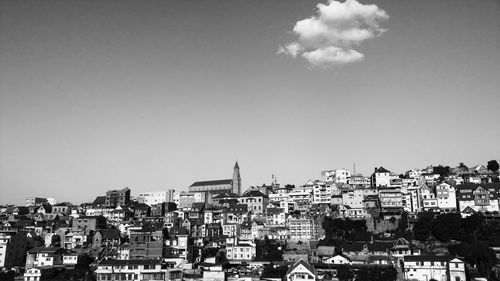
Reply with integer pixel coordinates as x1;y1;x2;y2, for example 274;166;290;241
374;167;391;174
190;179;232;187
286;259;316;277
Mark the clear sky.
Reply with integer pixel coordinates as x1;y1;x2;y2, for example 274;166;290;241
1;0;499;205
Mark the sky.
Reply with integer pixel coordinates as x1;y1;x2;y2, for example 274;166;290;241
1;0;499;205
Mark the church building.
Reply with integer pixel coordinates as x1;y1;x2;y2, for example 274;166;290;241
188;162;241;203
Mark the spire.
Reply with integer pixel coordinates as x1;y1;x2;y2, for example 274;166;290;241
234;161;239;169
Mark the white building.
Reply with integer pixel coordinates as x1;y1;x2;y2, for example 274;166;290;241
225;239;256;261
436;183;457;212
403;256;466;281
137;190;175;206
341;189;364;209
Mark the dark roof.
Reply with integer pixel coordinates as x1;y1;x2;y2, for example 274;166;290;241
374;167;391;174
190;179;232;187
404;255;453;262
212;192;239;199
28;247;64;254
99;258;162;266
93;196;106;205
226;204;248;214
241;190;268;198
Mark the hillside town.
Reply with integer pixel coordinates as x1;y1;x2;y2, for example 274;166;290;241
1;160;500;281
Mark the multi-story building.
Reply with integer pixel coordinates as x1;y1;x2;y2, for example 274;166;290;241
312;182;333;204
435;182;457;212
72;216;107;232
129;230;163;259
226;239;256;261
137;190;175;206
456;183;500;212
95;259;182;281
238;190;268;215
342;188;364;209
105;187;131;208
371;167;399;187
322;169;351;184
288;218;313;240
403;256;466;281
379;188;403;212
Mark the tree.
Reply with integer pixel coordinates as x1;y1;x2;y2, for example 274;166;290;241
487;160;499;172
336;264;354;281
261;264;289;279
433;213;462;242
413;211;434;242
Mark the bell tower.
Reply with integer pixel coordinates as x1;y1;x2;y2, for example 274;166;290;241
232;161;241;195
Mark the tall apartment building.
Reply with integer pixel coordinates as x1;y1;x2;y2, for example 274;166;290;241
105;187;131;208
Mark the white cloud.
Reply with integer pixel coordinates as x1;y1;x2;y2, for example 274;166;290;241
280;0;388;68
302;46;364;67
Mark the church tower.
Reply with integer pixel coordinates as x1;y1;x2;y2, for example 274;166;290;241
232;161;241;195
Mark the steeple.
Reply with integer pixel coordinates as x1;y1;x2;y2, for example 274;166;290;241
232;162;241;195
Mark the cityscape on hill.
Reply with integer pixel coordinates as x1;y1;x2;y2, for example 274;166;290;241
1;160;500;281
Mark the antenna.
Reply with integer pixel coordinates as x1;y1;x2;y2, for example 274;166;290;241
353;162;356;176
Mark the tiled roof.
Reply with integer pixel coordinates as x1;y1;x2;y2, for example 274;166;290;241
190;179;232;187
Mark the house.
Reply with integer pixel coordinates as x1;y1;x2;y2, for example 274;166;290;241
285;259;317;281
72;216;107;232
371;167;398;187
238;190;269;215
52;202;73;214
25;247;66;269
226;238;256;262
456;183;500;212
92;229;121;248
225;204;248;224
265;207;286;226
